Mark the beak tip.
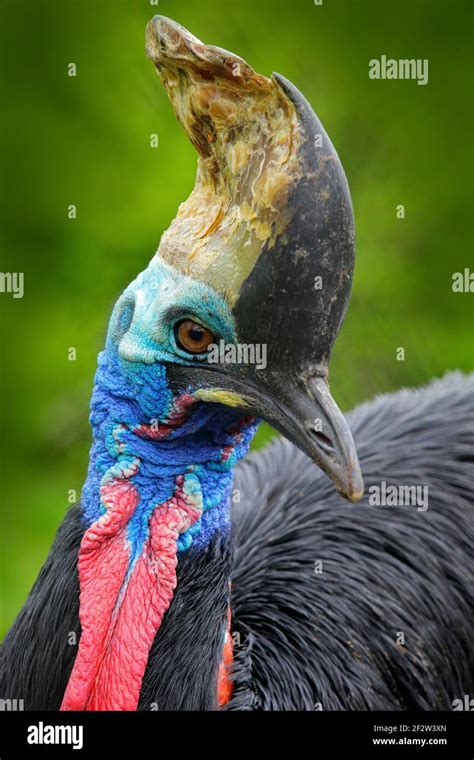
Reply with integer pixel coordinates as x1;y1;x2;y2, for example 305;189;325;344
342;468;364;503
347;486;365;503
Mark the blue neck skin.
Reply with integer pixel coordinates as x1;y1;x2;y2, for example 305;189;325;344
80;257;258;559
81;346;257;558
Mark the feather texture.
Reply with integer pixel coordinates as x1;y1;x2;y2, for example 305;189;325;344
229;372;474;709
1;372;472;710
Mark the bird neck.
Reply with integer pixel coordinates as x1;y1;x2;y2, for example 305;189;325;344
61;349;256;711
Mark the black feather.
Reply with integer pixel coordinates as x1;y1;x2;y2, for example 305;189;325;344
1;372;472;710
229;372;474;710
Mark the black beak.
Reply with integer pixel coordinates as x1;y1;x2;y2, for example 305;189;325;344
228;369;363;502
170;363;364;503
265;376;363;502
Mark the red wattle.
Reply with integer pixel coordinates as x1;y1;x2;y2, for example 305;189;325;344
217;606;234;707
61;476;201;711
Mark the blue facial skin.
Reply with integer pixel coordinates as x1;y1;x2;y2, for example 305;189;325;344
81;257;258;563
112;258;237;368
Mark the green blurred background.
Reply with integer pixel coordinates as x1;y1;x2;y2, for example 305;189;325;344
1;0;472;637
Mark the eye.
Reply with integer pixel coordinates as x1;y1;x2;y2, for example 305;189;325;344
175;319;215;354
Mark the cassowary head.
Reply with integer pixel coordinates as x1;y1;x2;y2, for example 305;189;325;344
107;16;363;502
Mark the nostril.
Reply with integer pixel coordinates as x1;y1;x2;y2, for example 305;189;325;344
308;428;337;458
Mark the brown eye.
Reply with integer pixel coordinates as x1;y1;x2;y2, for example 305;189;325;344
175;319;215;354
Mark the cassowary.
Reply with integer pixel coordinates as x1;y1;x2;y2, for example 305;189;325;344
1;16;472;712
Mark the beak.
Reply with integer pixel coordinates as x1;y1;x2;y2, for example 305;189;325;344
250;374;364;503
170;363;364;502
